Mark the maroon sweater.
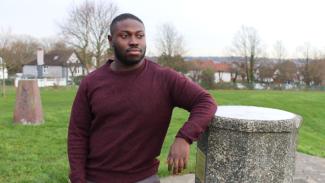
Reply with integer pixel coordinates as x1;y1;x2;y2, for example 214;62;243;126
68;59;217;183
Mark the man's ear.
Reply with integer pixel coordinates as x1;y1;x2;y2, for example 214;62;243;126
108;35;113;47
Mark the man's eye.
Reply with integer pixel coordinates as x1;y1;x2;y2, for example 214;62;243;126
120;34;128;38
137;34;144;39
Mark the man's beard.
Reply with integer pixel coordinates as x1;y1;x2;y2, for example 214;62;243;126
113;45;146;66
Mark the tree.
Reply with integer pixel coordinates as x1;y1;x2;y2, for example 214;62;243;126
309;59;325;86
231;61;247;83
257;60;276;84
0;29;12;50
200;69;215;90
231;26;262;84
187;61;203;83
40;37;72;52
158;55;188;74
274;61;297;84
156;23;188;73
0;34;40;74
156;23;185;57
297;43;312;86
59;0;118;73
273;40;287;63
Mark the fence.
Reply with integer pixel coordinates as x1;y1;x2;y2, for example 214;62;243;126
215;82;325;91
14;78;67;87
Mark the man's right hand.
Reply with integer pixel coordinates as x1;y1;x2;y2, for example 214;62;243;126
167;137;190;175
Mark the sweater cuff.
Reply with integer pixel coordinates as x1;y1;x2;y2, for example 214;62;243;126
176;132;193;144
69;171;86;183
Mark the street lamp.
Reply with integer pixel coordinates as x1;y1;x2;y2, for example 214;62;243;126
0;57;5;97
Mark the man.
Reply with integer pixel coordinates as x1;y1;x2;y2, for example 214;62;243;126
68;13;217;183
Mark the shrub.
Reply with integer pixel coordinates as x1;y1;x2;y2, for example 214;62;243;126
200;69;216;90
72;76;85;85
3;78;15;86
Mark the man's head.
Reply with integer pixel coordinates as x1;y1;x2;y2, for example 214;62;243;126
109;13;146;66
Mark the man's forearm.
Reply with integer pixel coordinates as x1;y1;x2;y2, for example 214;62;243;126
176;92;217;143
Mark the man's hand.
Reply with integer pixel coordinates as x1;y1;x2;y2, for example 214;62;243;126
167;137;190;175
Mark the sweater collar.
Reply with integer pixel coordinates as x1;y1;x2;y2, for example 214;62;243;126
106;58;147;76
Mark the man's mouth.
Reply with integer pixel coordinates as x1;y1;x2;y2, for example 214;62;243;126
127;48;142;55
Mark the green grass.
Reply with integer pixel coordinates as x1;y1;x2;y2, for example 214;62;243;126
0;87;325;182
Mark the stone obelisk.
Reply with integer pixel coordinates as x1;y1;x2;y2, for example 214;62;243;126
13;80;44;124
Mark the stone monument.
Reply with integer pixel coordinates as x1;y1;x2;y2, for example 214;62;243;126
195;105;302;183
13;80;44;124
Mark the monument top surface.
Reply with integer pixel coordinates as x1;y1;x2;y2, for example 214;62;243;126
212;106;302;132
216;105;296;121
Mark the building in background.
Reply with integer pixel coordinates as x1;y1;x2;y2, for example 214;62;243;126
18;48;85;87
0;57;8;79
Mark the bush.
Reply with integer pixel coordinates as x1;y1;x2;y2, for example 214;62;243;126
200;69;216;90
2;78;15;86
72;76;85;85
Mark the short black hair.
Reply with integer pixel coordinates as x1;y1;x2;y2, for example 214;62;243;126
110;13;144;35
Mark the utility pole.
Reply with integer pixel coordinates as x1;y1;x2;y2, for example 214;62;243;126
0;57;5;97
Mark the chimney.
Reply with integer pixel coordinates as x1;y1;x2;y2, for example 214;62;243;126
37;48;44;65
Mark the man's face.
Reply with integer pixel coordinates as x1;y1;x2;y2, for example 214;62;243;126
109;19;146;66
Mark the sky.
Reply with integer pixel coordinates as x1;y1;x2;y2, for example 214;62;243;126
1;0;325;57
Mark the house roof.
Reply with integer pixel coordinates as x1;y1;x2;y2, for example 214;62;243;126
25;50;76;66
191;60;232;72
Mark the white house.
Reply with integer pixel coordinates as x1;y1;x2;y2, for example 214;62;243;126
0;65;8;79
187;60;233;83
213;63;232;83
20;48;85;86
0;57;8;79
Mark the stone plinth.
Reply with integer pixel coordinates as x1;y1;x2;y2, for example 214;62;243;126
13;80;44;124
195;106;302;183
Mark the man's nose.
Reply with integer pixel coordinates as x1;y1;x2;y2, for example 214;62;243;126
129;36;139;46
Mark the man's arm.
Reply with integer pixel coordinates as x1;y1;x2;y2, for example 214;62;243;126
68;78;93;183
166;70;217;175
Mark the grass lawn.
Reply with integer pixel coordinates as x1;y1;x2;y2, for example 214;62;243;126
0;87;325;182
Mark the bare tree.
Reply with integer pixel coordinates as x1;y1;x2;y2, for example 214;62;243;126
297;43;312;86
59;0;118;72
306;49;325;86
90;2;117;67
0;34;40;74
156;23;185;57
187;61;202;83
257;60;277;84
0;29;13;49
231;61;247;82
156;23;188;73
273;40;287;63
231;26;262;83
60;1;92;73
309;59;325;86
274;60;298;84
40;37;72;52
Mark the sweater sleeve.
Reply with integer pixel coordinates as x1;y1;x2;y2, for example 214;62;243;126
68;78;92;183
168;69;217;144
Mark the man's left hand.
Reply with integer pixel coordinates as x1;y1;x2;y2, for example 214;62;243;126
167;137;190;175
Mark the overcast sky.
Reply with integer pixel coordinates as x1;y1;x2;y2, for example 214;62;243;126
1;0;325;57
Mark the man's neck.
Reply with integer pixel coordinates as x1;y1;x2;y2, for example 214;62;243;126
110;59;144;72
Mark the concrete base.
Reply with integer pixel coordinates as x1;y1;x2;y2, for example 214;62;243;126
196;106;302;183
161;152;325;183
